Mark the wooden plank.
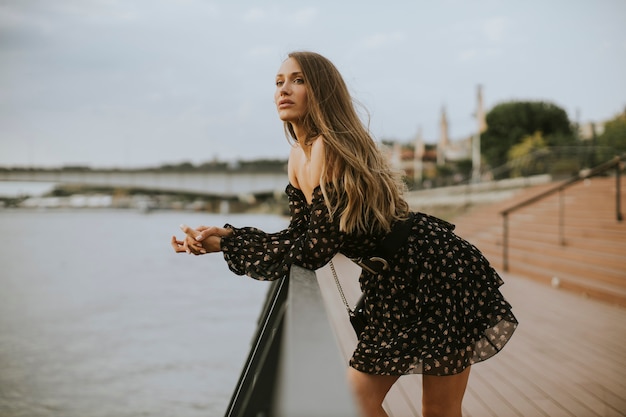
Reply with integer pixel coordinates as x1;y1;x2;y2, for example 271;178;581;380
495;274;626;417
508;287;626;392
467;370;524;416
463;384;499;417
580;382;626;417
471;360;551;417
384;379;422;417
508;348;604;416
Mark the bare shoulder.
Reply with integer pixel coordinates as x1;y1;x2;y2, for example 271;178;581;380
310;135;325;157
308;136;325;186
287;144;300;188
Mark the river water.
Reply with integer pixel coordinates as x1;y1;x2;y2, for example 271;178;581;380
0;209;288;417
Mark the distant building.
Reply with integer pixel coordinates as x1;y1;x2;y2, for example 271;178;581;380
387;85;486;183
578;121;605;140
386;86;613;185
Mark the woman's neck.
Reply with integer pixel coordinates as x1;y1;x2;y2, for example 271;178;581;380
291;125;314;161
290;123;307;145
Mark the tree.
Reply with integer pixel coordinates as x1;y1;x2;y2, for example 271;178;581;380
481;101;574;170
597;109;626;156
507;131;548;177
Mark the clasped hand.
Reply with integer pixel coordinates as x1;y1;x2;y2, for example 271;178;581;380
171;224;232;255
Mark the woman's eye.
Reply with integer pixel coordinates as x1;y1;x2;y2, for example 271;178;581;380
294;78;304;84
275;80;284;87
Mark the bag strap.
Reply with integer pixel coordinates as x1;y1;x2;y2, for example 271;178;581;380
329;259;352;314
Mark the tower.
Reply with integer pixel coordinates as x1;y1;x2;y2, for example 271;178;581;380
477;84;486;134
472;85;485;182
413;126;424;183
437;106;449;166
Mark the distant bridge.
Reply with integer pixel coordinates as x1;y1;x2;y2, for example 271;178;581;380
0;169;289;198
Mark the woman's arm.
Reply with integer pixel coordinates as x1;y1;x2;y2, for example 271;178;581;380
220;185;343;281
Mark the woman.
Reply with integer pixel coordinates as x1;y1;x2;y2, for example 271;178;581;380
171;51;517;417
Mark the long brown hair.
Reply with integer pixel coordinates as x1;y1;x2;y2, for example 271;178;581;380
284;51;409;235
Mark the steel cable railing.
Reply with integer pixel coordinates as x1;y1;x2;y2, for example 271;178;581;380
500;154;625;272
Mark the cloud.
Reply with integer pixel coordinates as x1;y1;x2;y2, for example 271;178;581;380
242;7;266;22
291;7;317;26
458;48;478;62
482;16;508;43
2;1;625;168
454;16;509;62
457;46;502;62
241;5;317;26
361;31;405;49
246;45;278;59
0;3;57;43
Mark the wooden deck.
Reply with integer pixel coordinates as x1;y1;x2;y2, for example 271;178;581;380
316;255;626;417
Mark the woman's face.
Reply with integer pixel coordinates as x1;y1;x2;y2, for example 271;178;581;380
274;57;308;124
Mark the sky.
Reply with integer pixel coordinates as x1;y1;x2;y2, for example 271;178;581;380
1;0;625;169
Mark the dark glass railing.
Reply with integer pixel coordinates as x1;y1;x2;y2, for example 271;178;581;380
224;266;358;417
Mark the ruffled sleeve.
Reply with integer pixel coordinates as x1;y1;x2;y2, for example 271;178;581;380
220;184;343;281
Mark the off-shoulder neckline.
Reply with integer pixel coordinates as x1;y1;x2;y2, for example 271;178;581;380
287;183;323;204
287;183;323;192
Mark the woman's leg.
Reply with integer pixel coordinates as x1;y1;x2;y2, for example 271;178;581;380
347;367;399;417
422;366;471;417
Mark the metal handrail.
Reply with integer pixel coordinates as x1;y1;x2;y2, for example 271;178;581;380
500;154;625;272
224;265;359;417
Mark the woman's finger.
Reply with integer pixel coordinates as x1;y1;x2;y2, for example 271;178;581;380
195;225;219;241
179;224;199;238
185;236;207;254
171;236;186;253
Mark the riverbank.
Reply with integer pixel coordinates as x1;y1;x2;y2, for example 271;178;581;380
0;182;288;215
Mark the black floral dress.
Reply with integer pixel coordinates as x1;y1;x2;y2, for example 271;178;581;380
221;184;518;376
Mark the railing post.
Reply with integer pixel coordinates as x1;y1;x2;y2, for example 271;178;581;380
503;212;509;272
617;162;623;222
497;155;625;273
